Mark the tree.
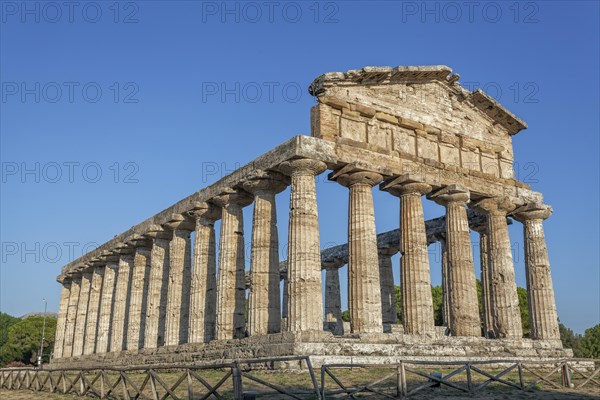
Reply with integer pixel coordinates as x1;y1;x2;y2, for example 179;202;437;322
578;324;600;358
559;322;581;356
0;316;56;366
0;312;19;349
430;285;444;326
517;287;531;338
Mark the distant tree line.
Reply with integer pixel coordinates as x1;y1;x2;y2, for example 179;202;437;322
0;313;56;367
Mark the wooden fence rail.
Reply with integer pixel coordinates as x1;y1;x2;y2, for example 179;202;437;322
320;358;600;399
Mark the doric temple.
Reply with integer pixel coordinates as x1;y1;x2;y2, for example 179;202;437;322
52;66;570;367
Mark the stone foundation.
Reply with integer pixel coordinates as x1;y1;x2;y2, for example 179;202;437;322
51;328;571;369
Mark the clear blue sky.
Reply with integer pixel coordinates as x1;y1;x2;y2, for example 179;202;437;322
1;1;598;334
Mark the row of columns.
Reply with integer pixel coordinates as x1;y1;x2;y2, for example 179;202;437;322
53;159;560;360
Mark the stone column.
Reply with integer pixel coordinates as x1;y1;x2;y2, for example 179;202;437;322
472;221;494;338
53;280;72;359
323;261;344;335
384;174;435;335
244;172;288;336
331;169;383;333
214;190;252;340
429;185;481;337
378;247;398;325
72;270;92;356
96;260;117;353
473;197;522;339
62;275;81;357
143;226;171;349
126;238;152;350
83;265;104;355
110;251;134;352
188;203;221;343
164;214;194;346
513;204;560;340
280;158;327;332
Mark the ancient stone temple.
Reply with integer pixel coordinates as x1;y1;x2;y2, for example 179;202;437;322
51;66;569;367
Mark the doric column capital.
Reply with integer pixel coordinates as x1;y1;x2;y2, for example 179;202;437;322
279;158;327;177
211;188;253;208
322;258;345;270
163;213;196;232
144;224;173;240
187;202;221;223
378;246;398;257
381;173;432;196
428;184;470;206
242;171;289;194
512;203;553;222
329;165;383;188
126;233;153;250
471;196;516;216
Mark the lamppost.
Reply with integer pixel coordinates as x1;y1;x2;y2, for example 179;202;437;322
38;298;47;369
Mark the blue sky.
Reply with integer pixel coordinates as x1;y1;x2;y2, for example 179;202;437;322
1;1;598;334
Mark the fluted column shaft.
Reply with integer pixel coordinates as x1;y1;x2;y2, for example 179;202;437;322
165;225;193;346
397;182;435;335
110;254;134;352
431;187;481;337
244;175;287;336
144;232;170;349
127;245;152;350
189;204;220;343
378;248;397;325
514;206;560;340
324;265;344;335
83;266;104;355
96;263;117;353
475;198;522;339
280;159;327;332
72;271;92;356
53;281;71;359
62;276;81;357
281;275;288;331
215;192;251;340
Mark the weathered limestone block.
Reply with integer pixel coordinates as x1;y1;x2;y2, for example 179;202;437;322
164;215;194;346
213;190;253;340
311;103;341;141
429;185;481;337
340;112;367;142
83;266;104;355
53;280;72;359
513;204;560;340
110;253;134;352
96;262;117;353
391;125;416;156
378;247;398;325
143;226;171;349
333;168;383;333
472;222;494;338
188;203;221;343
383;174;435;335
280;158;327;332
62;276;81;357
323;261;344;335
127;241;152;350
473;197;522;339
244;173;289;336
72;270;92;356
